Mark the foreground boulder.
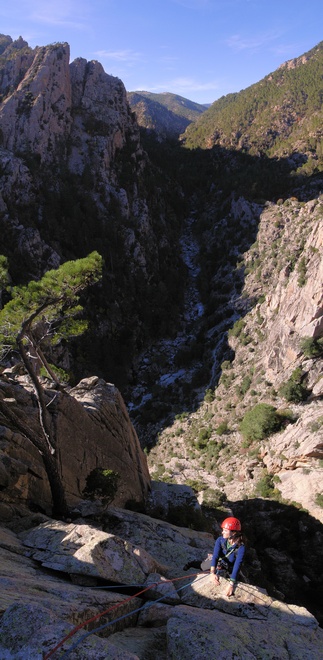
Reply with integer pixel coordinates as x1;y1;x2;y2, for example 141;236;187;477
166;601;322;660
0;526;141;659
18;507;215;581
1;510;323;659
0;376;150;517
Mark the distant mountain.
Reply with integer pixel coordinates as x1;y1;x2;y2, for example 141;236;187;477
182;41;323;175
127;91;207;138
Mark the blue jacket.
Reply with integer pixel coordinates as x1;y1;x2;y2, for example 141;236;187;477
211;535;245;582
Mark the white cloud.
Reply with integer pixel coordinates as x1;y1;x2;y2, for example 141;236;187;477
140;76;220;95
2;0;90;30
95;50;142;66
226;30;283;52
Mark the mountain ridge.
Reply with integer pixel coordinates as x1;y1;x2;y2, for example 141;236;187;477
181;40;323;173
127;90;207;138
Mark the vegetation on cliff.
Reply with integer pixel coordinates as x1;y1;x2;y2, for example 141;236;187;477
182;41;323;170
0;251;103;516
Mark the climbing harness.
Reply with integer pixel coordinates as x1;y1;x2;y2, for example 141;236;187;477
216;542;240;577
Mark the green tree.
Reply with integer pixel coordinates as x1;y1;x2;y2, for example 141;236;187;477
279;368;309;403
0;255;9;308
0;255;9;286
240;403;282;443
0;251;103;517
83;468;120;508
254;469;281;500
300;336;323;358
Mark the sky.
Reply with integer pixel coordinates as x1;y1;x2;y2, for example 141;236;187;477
1;0;323;105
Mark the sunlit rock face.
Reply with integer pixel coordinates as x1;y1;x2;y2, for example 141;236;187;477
0;376;150;517
1;515;323;659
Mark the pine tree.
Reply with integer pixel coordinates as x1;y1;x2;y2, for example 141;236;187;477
0;251;103;517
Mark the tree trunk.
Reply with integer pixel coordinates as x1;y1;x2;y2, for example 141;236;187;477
41;449;69;519
17;335;56;454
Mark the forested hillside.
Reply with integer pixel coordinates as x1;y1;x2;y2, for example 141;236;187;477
127;91;207;137
182;40;323;179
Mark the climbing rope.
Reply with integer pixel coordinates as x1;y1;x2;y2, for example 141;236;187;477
43;571;208;659
43;571;209;660
60;572;209;659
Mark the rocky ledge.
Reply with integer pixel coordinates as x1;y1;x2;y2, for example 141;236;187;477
1;507;322;659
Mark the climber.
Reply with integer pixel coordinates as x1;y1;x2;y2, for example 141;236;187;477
210;516;245;597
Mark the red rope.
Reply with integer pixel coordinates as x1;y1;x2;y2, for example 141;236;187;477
43;572;204;659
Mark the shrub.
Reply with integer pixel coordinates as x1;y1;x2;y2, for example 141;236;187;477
300;336;323;358
221;360;232;370
254;470;281;500
185;478;207;492
315;493;323;508
297;256;307;287
175;412;189;421
238;375;252;396
310;416;323;432
220;372;235;389
204;388;215;403
196;427;212;448
240;403;282;442
279;368;309;403
216;421;229;435
40;363;70;384
203;439;225;459
83;468;120;506
152;464;166;478
228;318;245;338
202;488;226;508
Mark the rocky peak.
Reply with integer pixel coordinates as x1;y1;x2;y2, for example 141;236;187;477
0;35;185;392
69;56;137;176
0;42;72;159
0;39;137;168
0;35;28;53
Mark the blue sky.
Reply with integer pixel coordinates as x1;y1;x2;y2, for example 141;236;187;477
1;0;322;104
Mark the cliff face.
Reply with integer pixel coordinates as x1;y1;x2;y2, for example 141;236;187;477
0;375;150;518
148;194;323;516
146;192;323;625
0;42;72;159
0;38;135;167
0;36;185;385
238;197;323;376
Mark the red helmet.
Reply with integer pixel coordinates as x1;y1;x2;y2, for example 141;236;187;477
221;517;241;531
